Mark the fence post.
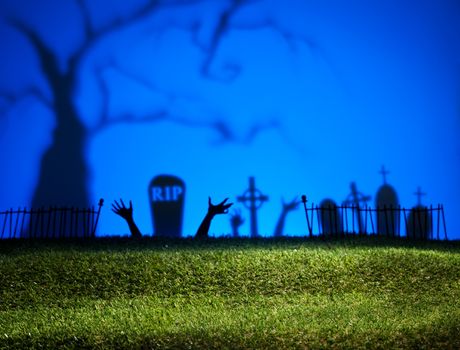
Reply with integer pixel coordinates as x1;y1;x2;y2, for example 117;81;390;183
20;208;26;238
344;206;348;236
391;205;396;238
316;205;321;238
75;208;80;238
429;205;433;240
441;204;447;240
32;209;39;239
402;208;408;239
1;210;7;239
13;208;21;239
369;206;375;235
91;199;104;238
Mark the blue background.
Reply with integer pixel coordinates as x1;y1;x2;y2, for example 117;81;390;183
0;0;459;238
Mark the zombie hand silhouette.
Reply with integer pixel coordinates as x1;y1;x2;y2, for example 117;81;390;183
112;199;142;238
282;197;300;212
230;208;245;237
273;197;300;237
112;199;133;220
195;197;233;239
208;197;233;215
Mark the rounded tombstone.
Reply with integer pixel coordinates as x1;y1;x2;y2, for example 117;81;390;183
375;184;400;237
148;175;186;238
406;205;432;240
319;199;342;237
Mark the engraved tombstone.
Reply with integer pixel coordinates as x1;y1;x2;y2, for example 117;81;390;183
149;175;185;238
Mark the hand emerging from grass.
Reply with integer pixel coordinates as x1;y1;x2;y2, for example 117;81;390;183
196;197;233;239
208;197;233;216
111;199;142;238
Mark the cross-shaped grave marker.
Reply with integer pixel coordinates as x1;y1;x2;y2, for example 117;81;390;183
343;182;371;234
379;165;390;185
237;177;268;238
414;186;426;206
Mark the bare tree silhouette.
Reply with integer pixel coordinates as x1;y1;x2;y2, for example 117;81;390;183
0;0;332;236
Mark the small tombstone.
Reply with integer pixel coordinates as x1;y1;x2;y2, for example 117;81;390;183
319;199;342;237
375;166;400;237
406;187;431;240
149;175;185;238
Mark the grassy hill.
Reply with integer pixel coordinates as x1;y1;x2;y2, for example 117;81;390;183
0;237;459;349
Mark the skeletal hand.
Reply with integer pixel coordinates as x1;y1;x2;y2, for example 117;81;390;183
208;197;233;216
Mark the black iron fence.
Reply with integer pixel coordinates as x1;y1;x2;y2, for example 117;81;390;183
0;199;104;240
302;204;447;240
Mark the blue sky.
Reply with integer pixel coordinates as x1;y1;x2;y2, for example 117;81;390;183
0;0;459;238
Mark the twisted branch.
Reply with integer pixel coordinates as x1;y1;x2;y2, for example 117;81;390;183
0;88;52;117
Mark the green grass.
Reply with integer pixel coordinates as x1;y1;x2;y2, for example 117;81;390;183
0;237;459;349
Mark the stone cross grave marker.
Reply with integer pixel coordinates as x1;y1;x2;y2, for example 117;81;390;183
237;177;268;238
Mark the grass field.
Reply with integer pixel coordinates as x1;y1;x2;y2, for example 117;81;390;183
0;237;459;349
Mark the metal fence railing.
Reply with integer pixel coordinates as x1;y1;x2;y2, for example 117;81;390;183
302;204;447;240
0;199;104;240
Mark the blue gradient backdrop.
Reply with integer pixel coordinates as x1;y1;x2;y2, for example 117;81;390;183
0;0;459;238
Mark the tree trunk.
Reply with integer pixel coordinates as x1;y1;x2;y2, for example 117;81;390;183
26;84;90;238
31;80;89;210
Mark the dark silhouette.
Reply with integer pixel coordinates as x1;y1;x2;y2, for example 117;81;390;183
112;197;232;239
196;198;233;239
301;195;313;237
343;182;371;235
0;199;104;240
319;199;342;237
375;166;400;237
229;208;245;237
112;199;142;238
237;177;268;238
149;175;185;238
406;187;432;240
273;197;299;237
5;0;289;237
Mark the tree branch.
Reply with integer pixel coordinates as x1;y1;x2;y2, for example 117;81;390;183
89;62;237;141
75;0;95;40
0;88;52;117
192;0;340;85
71;0;203;68
92;60;188;130
198;0;251;81
90;57;286;145
7;19;63;86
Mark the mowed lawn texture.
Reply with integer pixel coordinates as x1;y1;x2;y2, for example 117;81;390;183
0;237;459;349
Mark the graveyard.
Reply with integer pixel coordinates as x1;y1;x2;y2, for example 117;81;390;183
1;0;459;348
0;236;459;349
